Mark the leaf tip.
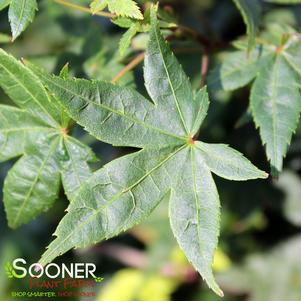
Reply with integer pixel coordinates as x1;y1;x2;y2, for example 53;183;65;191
218;290;224;298
263;171;269;179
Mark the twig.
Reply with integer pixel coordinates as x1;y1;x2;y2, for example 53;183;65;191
53;0;116;18
111;52;145;83
111;47;202;84
200;52;209;87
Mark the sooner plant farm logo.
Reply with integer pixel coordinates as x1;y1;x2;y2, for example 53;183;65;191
5;258;104;298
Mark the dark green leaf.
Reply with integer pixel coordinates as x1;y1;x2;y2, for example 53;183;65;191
250;55;301;173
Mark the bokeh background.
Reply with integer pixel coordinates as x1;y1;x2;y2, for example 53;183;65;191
1;0;301;300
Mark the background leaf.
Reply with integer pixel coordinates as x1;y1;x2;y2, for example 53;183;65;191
250;55;301;174
8;0;37;41
232;0;261;50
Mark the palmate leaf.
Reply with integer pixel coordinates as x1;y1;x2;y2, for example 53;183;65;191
33;11;267;296
0;49;96;228
208;30;301;174
232;0;261;50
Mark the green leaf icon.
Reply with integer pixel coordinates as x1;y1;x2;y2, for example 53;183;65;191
5;262;14;279
94;276;104;283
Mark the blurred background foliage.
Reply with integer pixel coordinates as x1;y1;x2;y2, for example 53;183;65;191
0;0;301;300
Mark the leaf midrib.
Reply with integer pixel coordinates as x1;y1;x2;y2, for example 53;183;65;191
40;144;187;265
12;0;26;37
190;148;205;259
0;127;54;133
270;56;280;165
153;23;190;134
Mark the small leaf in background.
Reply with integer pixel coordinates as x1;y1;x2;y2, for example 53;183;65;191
119;24;139;57
8;0;38;41
232;0;261;50
208;27;301;174
250;53;301;175
90;0;108;14
208;47;269;91
59;62;69;79
112;13;151;56
90;0;143;20
108;0;143;20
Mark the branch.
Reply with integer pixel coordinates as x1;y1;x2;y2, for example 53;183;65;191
200;52;209;87
111;52;145;84
111;47;202;84
53;0;116;18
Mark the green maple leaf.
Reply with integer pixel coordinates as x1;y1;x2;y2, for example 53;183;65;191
30;11;267;296
208;24;301;175
0;49;97;228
